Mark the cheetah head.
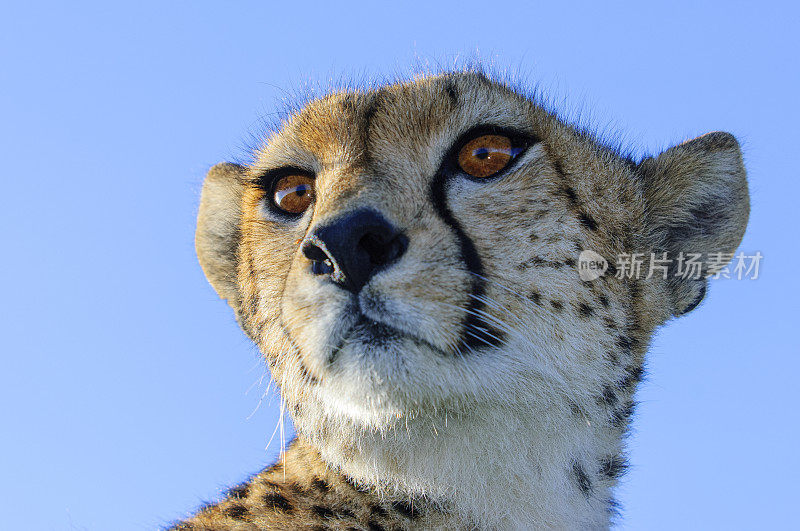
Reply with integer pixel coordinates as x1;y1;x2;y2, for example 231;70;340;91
195;72;748;515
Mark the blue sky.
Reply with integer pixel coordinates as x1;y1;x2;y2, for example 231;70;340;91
1;1;797;529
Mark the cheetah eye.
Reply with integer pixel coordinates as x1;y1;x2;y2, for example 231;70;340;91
456;134;524;179
272;174;315;215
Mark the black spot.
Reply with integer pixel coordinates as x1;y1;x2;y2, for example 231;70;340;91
599;295;610;308
529;232;539;241
619;364;644;389
612;401;636;427
338;506;357;519
224;504;249;520
572;461;592;496
578;302;594;318
368;522;387;531
599;385;617;405
312;477;331;492
562;185;578;205
528;290;542;305
227;483;249;500
344;476;371;494
312;505;335;519
529;256;547;267
599;455;629;479
616;335;633;353
565;258;577;267
392;500;419;519
550;300;564;311
445;81;459;106
263;492;293;513
579;212;598;231
370;504;388;517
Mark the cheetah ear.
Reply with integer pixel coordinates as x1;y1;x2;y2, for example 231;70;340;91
638;132;749;317
196;162;246;319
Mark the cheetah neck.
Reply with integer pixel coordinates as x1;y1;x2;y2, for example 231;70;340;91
314;398;620;529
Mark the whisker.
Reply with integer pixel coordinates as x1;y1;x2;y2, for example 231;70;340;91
463;328;509;348
468;271;568;322
436;300;515;334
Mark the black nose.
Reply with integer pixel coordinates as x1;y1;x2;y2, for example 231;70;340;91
302;209;408;293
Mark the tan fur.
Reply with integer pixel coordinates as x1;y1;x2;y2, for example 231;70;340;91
173;71;749;530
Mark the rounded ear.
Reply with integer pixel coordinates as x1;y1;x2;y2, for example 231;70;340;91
639;132;750;316
196;162;246;319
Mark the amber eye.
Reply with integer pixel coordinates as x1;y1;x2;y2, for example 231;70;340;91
457;134;520;178
272;174;315;214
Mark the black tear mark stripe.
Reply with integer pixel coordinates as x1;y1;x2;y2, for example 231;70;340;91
429;172;506;353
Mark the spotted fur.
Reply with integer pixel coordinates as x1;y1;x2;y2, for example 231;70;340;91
178;70;749;529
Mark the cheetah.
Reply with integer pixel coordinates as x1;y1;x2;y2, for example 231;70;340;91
171;70;749;529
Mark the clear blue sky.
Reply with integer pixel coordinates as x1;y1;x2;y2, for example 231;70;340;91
2;1;797;529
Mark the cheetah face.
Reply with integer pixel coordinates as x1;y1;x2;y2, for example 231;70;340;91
196;73;748;439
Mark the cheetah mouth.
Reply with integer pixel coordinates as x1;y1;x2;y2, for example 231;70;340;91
328;312;451;363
